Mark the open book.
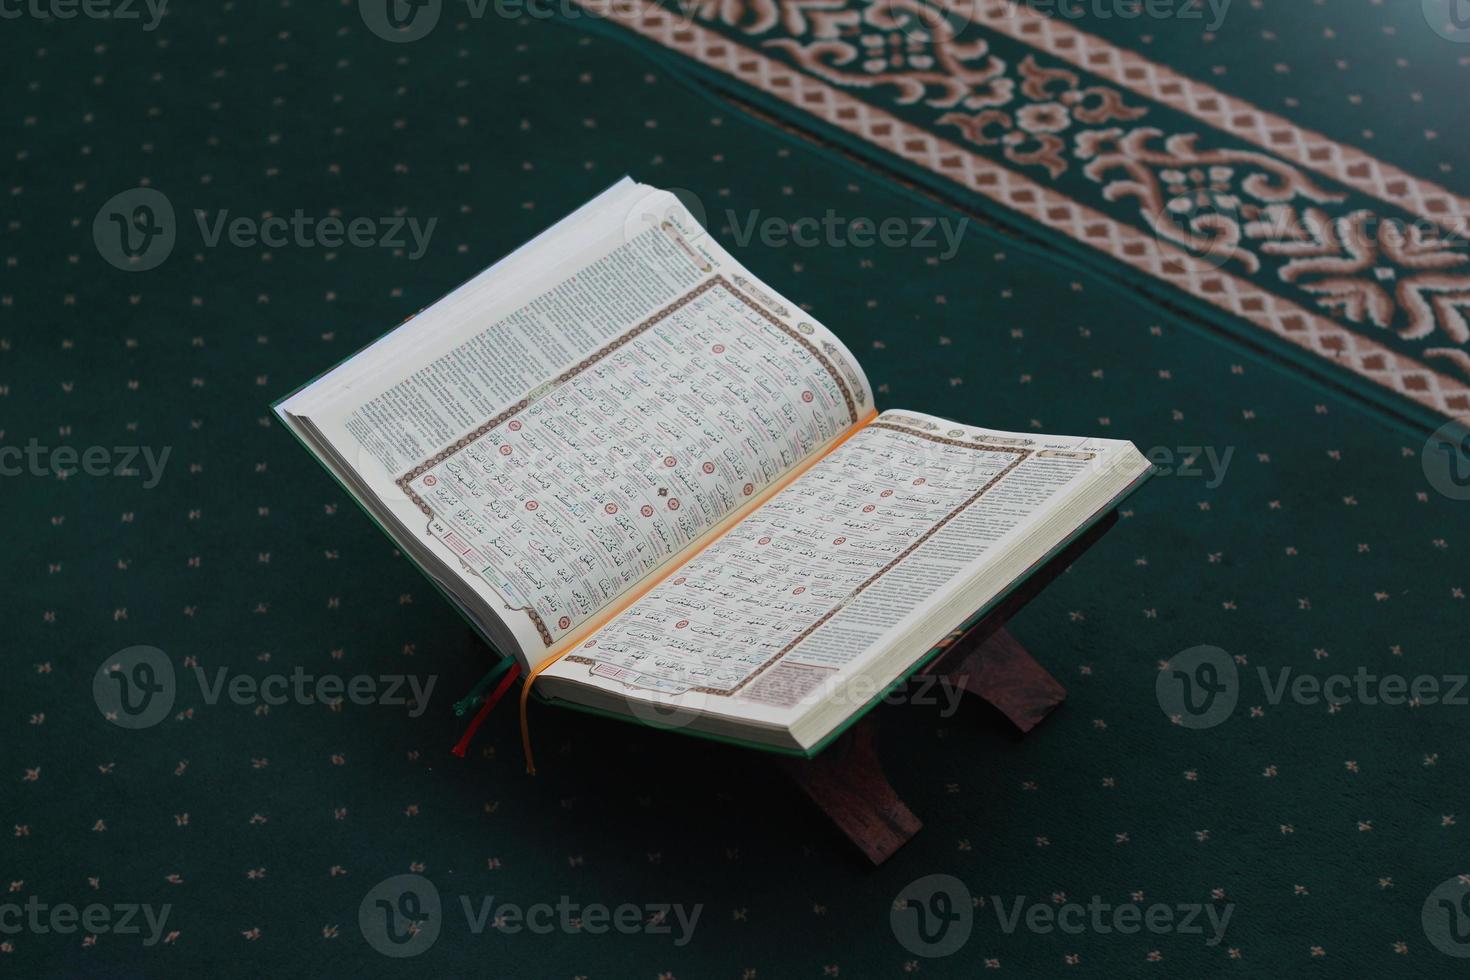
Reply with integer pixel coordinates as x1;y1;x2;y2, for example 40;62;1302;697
275;179;1151;756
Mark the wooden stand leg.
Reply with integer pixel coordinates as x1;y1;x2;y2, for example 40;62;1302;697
780;510;1114;863
780;719;922;865
925;627;1067;733
781;630;1068;864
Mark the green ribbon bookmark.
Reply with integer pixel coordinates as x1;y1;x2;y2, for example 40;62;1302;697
452;656;516;717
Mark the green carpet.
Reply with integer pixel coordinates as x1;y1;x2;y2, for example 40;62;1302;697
4;2;1469;977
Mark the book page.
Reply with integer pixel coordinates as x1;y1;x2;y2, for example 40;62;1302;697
292;182;874;660
542;411;1137;728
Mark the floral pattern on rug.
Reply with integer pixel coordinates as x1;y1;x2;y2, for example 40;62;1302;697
679;0;1470;387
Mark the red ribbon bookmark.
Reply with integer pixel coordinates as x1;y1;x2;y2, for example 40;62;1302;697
451;663;523;758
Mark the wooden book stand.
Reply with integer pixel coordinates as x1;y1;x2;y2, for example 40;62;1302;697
780;511;1118;864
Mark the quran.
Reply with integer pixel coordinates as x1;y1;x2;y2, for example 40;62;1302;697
275;179;1152;756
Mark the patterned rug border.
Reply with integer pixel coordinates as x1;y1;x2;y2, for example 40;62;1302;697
964;1;1470;237
572;0;1470;424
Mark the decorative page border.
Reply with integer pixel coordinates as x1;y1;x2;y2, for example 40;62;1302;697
398;274;860;647
567;419;1031;696
570;0;1470;423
